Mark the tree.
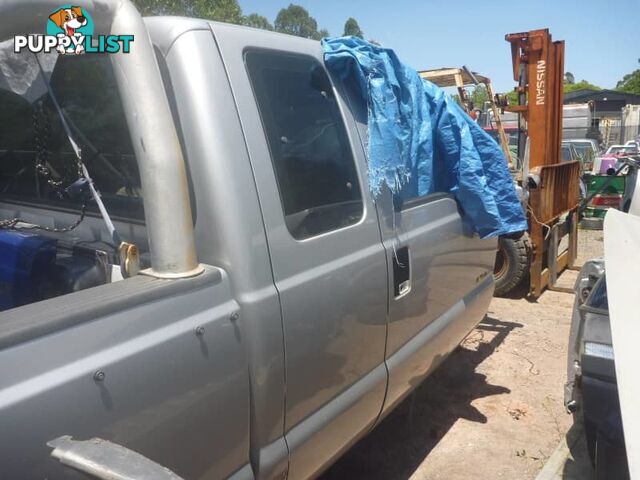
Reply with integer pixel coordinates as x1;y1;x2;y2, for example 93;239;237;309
469;85;489;109
274;4;328;39
616;69;640;96
343;17;363;38
132;0;191;15
131;0;243;24
243;13;273;31
193;0;243;24
564;80;601;94
564;71;575;85
315;28;330;40
505;90;519;105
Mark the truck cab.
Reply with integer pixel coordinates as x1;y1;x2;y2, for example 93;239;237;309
0;5;496;479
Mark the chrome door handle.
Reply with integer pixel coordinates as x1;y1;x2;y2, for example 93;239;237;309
397;279;412;298
393;246;411;299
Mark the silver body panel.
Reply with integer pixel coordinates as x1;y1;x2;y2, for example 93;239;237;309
377;194;496;413
208;23;389;479
0;15;495;480
0;268;252;479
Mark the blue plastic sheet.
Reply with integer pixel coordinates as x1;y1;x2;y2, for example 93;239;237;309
322;37;528;239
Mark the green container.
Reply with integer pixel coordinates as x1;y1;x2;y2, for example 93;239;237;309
584;207;608;219
584;174;626;196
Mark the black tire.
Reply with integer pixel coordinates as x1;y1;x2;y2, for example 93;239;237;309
493;234;530;296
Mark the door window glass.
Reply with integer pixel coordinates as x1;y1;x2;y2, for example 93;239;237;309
245;50;363;240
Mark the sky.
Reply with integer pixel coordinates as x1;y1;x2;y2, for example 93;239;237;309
238;0;640;93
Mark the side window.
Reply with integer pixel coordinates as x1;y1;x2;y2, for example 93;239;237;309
245;49;363;240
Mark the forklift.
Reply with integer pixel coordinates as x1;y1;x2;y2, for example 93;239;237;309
421;29;581;297
498;28;581;297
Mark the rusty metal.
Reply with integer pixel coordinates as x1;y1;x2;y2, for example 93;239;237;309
529;162;581;224
505;29;565;170
527;163;581;296
505;29;580;297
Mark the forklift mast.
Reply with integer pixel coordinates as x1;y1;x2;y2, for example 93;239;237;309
506;29;565;169
505;29;581;297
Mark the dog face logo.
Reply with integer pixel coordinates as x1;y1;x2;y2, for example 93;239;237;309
14;5;133;55
49;7;87;37
46;5;93;54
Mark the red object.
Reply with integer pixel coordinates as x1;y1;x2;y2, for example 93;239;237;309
591;194;621;207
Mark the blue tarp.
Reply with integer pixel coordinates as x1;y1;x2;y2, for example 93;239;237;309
322;37;528;239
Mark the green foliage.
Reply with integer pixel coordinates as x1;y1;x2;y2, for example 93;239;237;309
132;0;336;37
564;80;601;94
131;0;191;15
243;13;274;31
131;0;243;24
343;17;364;38
275;4;329;39
194;0;243;24
469;85;489;109
505;90;519;105
616;69;640;95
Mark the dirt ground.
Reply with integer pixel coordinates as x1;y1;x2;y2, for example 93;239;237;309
323;229;604;480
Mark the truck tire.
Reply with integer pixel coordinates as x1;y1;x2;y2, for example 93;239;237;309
493;234;530;296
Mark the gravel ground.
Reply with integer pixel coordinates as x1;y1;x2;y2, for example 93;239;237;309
323;229;604;480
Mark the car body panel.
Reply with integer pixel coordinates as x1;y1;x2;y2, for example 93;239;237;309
145;21;290;478
0;268;251;480
604;209;640;477
337;73;497;421
210;23;389;479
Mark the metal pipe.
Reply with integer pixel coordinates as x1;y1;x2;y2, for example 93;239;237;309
0;0;203;278
109;0;202;278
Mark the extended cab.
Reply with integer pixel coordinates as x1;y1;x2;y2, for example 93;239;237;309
0;2;496;478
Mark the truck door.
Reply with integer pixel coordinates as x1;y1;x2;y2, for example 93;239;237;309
335;68;498;418
376;191;497;415
212;26;389;479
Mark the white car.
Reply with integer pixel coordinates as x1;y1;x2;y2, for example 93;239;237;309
625;140;640;150
606;144;639;155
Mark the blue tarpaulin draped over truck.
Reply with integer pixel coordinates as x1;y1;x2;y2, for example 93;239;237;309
322;37;528;239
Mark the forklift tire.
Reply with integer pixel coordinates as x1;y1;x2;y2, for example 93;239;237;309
493;234;530;297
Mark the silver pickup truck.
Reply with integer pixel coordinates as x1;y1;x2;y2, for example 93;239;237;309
0;2;496;478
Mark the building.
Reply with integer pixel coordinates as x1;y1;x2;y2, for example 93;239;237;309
564;89;640;145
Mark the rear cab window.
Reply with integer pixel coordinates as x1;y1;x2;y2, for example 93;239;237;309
0;55;143;221
0;53;147;313
244;49;363;240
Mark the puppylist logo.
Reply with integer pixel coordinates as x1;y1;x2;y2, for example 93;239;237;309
14;5;134;55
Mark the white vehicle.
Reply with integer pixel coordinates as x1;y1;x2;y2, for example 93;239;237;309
606;144;639;156
625;140;640;150
563;139;598;170
569;138;600;154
